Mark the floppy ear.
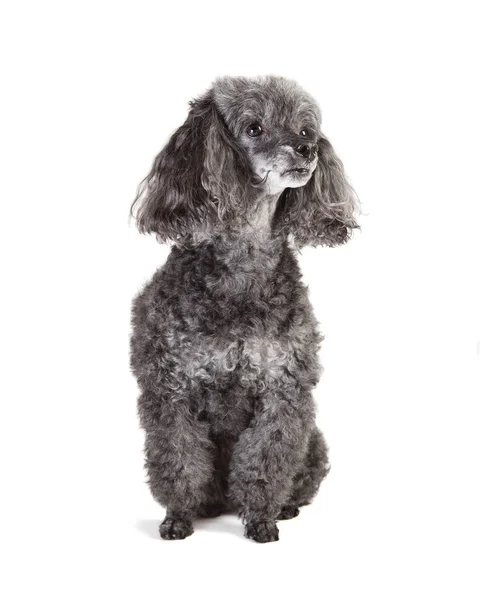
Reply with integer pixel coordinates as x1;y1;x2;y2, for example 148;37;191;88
131;92;251;242
275;136;359;247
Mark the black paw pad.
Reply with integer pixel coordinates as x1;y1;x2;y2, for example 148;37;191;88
159;517;193;540
277;505;300;520
245;520;279;543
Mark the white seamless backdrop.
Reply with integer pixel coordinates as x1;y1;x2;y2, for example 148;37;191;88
1;1;479;599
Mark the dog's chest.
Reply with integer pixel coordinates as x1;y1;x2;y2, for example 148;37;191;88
183;333;294;389
190;334;295;436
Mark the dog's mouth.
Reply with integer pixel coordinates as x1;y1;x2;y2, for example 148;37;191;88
282;167;310;176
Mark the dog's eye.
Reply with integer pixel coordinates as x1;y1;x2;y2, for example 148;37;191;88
299;129;309;138
246;123;263;137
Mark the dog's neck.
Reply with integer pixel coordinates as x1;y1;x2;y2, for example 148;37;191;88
186;191;284;247
210;192;285;294
178;192;286;295
242;192;281;238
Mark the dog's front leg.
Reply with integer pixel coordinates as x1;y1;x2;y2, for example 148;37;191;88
228;389;315;543
140;392;215;540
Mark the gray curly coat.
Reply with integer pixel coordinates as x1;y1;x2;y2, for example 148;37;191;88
130;76;357;543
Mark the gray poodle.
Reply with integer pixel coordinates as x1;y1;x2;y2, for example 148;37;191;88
130;75;357;543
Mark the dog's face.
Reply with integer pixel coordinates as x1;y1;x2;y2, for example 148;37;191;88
132;75;358;247
243;124;318;195
213;77;321;195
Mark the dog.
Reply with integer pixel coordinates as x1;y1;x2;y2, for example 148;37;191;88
130;75;358;543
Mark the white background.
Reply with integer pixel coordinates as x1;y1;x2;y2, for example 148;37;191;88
1;1;479;598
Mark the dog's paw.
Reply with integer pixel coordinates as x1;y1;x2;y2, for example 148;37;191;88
159;517;193;540
244;520;279;543
277;505;300;520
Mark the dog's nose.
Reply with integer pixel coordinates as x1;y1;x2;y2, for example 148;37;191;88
295;143;315;159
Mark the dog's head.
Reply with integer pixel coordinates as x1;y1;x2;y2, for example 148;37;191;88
132;75;358;246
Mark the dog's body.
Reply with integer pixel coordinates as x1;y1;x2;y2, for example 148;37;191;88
130;76;357;542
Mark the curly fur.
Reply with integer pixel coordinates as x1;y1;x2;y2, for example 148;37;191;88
130;75;357;543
